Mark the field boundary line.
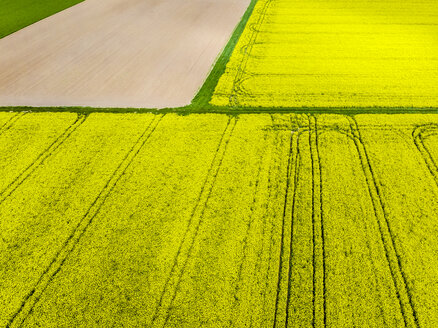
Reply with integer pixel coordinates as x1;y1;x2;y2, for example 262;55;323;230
191;0;260;106
1;105;438;115
0;113;87;205
412;125;438;188
308;115;325;328
150;117;237;327
348;116;419;328
0;112;26;136
6;114;165;328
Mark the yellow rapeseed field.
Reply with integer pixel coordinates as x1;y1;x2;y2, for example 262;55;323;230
2;112;438;327
2;0;438;326
211;0;438;108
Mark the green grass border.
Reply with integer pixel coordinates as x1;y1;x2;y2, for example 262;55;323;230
190;0;259;107
1;0;437;115
1;105;437;116
0;0;85;39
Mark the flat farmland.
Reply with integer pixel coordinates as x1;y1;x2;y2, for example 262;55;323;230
211;0;438;108
1;0;438;326
1;112;437;327
0;0;83;39
0;0;249;108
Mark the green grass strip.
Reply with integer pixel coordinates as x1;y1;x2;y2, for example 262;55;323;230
191;0;259;107
0;0;84;39
1;106;437;116
0;0;437;115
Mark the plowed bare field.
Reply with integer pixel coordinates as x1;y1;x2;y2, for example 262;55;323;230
0;0;248;108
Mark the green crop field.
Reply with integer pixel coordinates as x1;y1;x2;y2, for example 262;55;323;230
1;112;438;327
1;0;438;326
0;0;83;39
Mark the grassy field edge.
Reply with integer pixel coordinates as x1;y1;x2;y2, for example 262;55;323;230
0;106;437;116
190;0;259;107
0;0;84;39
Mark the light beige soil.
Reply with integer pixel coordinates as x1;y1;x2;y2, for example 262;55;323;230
0;0;249;108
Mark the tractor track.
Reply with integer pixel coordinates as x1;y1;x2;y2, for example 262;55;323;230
0;112;26;136
272;117;302;328
412;124;438;188
284;128;302;327
308;115;326;328
229;126;270;327
260;115;288;327
0;113;87;205
6;114;165;328
348;116;419;328
229;0;273;107
150;117;237;328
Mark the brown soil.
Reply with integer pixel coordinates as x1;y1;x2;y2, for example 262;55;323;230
0;0;249;108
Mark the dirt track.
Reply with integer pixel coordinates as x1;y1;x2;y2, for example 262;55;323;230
0;0;249;108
